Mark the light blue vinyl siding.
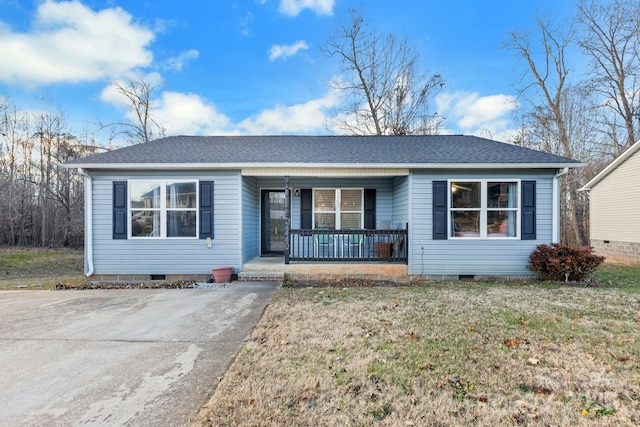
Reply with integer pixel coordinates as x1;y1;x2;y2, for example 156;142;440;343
255;177;397;230
89;170;242;275
88;168;555;278
392;176;409;229
241;176;259;263
409;170;554;277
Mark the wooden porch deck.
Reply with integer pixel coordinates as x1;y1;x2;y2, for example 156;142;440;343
239;256;409;283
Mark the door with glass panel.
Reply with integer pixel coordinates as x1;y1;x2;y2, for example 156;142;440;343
261;190;286;255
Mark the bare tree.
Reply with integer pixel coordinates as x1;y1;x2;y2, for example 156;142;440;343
323;9;444;135
576;0;640;153
1;104;29;245
33;110;85;246
101;74;166;144
505;17;589;246
0;97;7;138
0;100;89;247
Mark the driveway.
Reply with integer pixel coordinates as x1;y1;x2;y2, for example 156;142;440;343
0;281;280;427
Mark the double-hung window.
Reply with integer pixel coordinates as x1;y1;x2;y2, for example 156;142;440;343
129;180;197;238
450;180;519;239
313;189;363;229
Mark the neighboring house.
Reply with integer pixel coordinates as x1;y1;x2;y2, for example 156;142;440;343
63;135;581;282
581;140;640;263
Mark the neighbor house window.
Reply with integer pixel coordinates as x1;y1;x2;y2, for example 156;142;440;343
313;188;363;229
450;180;519;238
130;180;197;238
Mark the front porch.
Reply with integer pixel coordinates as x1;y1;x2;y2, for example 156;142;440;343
286;228;407;263
247;173;411;277
239;256;410;283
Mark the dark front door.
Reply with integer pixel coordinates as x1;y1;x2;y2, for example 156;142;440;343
261;190;286;255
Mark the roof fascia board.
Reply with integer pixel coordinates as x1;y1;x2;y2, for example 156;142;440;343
64;162;584;171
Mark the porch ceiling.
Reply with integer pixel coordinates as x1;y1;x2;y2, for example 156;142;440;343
241;167;409;177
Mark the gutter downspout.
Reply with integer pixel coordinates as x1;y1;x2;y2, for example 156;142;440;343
552;167;569;244
77;168;94;277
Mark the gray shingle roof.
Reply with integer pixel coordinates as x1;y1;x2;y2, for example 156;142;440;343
64;135;580;168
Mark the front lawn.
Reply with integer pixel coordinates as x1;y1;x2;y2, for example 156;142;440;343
194;266;640;426
0;247;84;289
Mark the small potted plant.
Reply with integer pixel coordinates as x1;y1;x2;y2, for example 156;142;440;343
212;266;233;283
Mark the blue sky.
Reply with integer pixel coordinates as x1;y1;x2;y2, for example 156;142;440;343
0;0;574;143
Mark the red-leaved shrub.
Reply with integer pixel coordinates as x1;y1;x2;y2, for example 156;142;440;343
528;243;605;282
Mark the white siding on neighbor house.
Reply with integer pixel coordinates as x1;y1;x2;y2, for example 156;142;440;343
590;151;640;244
409;170;555;277
242;176;259;263
89;170;242;275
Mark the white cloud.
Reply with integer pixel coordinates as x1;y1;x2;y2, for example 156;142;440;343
164;49;199;71
436;91;519;142
153;92;234;135
0;0;154;86
101;83;234;136
268;40;309;61
154;86;340;135
101;77;341;136
151;86;340;136
238;11;254;37
278;0;335;16
238;87;341;134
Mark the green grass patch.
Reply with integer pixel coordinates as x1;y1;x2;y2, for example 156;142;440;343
592;262;640;291
0;247;84;289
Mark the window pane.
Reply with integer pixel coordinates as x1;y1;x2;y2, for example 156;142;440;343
314;190;335;211
167;182;196;208
130;182;160;209
451;182;481;208
131;211;160;236
314;213;335;229
341;213;361;229
487;210;517;237
167;211;197;237
488;182;517;208
452;211;480;237
341;189;362;212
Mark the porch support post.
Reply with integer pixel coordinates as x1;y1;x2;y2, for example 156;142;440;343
284;176;290;264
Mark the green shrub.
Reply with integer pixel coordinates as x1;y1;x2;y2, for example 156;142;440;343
528;243;605;282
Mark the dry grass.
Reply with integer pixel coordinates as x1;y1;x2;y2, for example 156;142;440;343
194;281;640;426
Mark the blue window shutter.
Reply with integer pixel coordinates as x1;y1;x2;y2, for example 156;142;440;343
300;189;312;229
364;189;376;229
433;181;448;240
199;181;214;239
521;181;536;240
113;181;127;239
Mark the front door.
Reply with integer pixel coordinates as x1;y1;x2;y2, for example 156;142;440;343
261;190;286;255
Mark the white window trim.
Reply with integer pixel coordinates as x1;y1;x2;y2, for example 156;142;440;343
128;179;199;239
448;179;521;240
312;188;364;229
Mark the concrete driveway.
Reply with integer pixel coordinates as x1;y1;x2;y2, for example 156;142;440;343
0;281;280;427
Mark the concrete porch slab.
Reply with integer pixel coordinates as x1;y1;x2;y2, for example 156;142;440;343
241;256;409;283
